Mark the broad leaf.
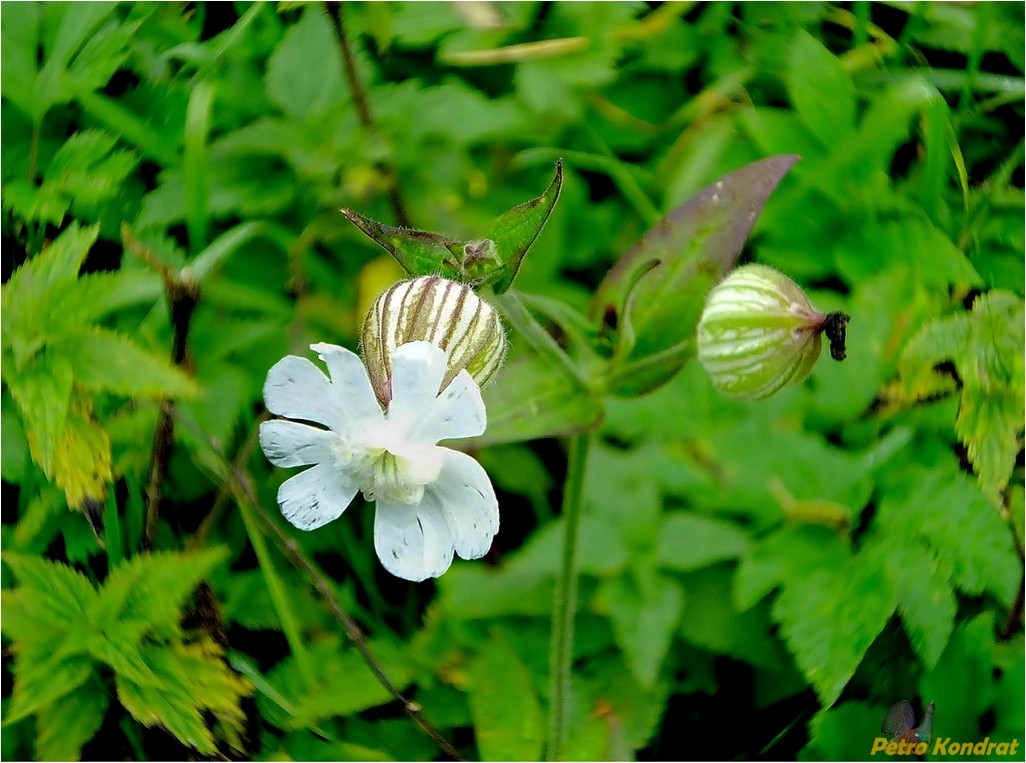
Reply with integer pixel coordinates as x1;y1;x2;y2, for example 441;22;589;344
474;354;603;446
34;674;109;761
592;154;799;389
656;512;750;572
467;635;544;761
595;573;684;688
773;552;897;707
786;31;855;146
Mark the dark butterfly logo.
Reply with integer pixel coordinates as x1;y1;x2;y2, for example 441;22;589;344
882;700;936;744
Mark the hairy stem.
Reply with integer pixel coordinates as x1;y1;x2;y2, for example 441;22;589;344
324;1;412;227
545;432;594;761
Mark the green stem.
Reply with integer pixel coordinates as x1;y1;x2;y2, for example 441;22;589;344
545;432;594;761
238;498;317;688
495;289;591;391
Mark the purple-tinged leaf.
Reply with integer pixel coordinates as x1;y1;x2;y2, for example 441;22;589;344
592;154;800;392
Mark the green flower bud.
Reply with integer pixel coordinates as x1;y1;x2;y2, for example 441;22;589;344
361;276;507;403
696;264;848;400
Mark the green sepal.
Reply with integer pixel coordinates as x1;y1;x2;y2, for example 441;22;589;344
485;159;563;294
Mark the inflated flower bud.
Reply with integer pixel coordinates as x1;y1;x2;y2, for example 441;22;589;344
361;276;506;404
697;264;848;400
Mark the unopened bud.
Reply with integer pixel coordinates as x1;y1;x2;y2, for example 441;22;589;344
361;276;506;403
697;264;848;400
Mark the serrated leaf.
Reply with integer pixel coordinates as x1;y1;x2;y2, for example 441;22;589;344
2;223;99;363
62;326;198;399
6;350;74;474
876;466;1020;605
40;129;138;219
486;160;562;293
596;573;684;688
117;639;250;755
90;548;229;635
2;552;98;624
892;289;1024;503
592;155;799;388
466;635;544;761
7;649;95;724
472;354;603;446
734;527;851;612
773;553;897;707
656;512;750;572
48;395;112;506
35;673;109;761
878;539;956;669
787;31;855;146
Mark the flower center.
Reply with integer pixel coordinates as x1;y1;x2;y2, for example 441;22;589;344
340;423;443;505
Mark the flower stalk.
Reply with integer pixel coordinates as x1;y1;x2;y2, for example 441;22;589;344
546;431;594;761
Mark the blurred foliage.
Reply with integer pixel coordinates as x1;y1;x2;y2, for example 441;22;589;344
1;2;1023;761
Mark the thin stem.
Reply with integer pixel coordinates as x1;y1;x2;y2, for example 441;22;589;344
138;251;199;551
226;460;462;761
324;1;412;227
545;432;594;761
495;289;591;392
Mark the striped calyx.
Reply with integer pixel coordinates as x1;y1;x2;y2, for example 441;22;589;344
361;276;506;404
697;264;847;400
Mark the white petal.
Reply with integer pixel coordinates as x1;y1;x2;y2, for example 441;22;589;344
310;343;383;424
373;498;454;581
409;370;486;444
428;448;498;560
264;356;344;432
387;341;448;434
259;420;336;468
277;462;358;531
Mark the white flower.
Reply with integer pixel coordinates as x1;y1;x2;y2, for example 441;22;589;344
259;340;499;582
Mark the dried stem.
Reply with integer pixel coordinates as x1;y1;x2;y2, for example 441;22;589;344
124;226;200;552
227;464;463;761
324;1;412;227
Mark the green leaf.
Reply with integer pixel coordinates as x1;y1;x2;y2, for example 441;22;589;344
474;354;603;446
2;553;98;626
876;466;1020;605
62;326;198;399
89;548;229;636
773;552;897;707
656;513;750;572
2;223;99;364
265;6;345;119
260;638;411;729
595;573;684;688
341;208;464;280
35;673;109;761
507;515;629;577
467;634;544;761
5;350;74;474
800;701;890;761
677;566;788;672
116;639;250;755
7;648;96;724
45;395;112;507
875;539;956;669
786;31;856;146
592;155;799;388
950;292;1022;502
734;526;852;612
486;160;563;293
